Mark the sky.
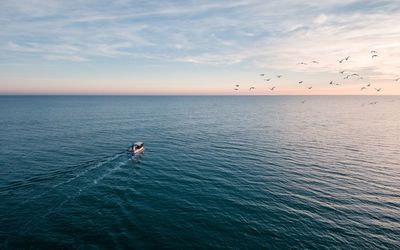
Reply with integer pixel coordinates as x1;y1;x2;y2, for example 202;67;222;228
1;0;400;95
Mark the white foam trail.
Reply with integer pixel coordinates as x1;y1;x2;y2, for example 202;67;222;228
21;158;129;233
93;161;127;184
17;152;125;207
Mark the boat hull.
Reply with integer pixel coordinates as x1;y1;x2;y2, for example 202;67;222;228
133;147;144;154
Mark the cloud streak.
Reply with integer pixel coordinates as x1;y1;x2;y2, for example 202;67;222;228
1;0;400;93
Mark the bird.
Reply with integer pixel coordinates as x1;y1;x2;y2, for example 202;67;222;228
370;50;378;54
235;84;239;87
298;62;308;65
260;74;265;76
339;70;345;74
298;81;303;84
394;78;400;82
276;75;282;78
361;87;366;91
367;83;371;87
264;78;271;81
249;87;255;91
369;101;378;105
234;88;239;91
311;60;319;64
344;75;350;79
351;73;359;77
372;54;378;59
375;88;382;92
270;86;276;91
335;83;341;86
345;56;350;60
339;59;344;63
307;86;313;89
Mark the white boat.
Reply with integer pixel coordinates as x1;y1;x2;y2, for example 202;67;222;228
129;142;144;154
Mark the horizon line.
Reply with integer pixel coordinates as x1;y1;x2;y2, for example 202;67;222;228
0;94;398;97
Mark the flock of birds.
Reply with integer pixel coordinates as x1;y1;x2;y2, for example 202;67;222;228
233;50;399;94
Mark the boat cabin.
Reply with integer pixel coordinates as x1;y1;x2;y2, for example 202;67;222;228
129;142;144;153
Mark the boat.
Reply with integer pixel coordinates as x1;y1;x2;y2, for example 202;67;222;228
129;142;144;154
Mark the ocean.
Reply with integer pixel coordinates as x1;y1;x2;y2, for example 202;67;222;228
0;96;399;249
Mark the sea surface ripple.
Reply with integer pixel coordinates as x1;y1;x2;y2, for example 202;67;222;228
0;96;399;249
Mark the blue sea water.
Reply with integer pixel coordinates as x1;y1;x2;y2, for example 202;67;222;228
0;96;399;249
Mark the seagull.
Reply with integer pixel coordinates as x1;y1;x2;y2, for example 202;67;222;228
375;88;382;92
367;83;371;87
234;88;239;91
264;78;271;81
307;86;313;89
339;70;345;74
260;74;265;76
344;75;351;79
311;60;319;64
361;87;366;91
351;73;359;77
269;86;276;91
329;81;334;85
298;81;303;84
235;84;239;87
298;62;308;65
394;78;400;82
276;75;282;78
335;83;341;86
372;54;378;59
345;56;350;61
370;50;378;54
339;59;344;63
249;87;255;91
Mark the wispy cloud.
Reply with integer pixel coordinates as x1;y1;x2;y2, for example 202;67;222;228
1;0;400;93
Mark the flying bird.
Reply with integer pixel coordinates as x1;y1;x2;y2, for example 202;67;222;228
298;81;303;84
235;84;239;87
335;83;341;86
339;70;345;74
270;86;276;91
249;87;255;91
372;54;378;59
345;56;350;60
394;78;400;82
307;86;313;89
351;73;359;77
367;83;371;87
311;60;319;64
329;81;334;85
361;87;366;91
298;62;308;65
370;50;378;54
339;59;344;63
344;75;350;79
375;88;382;92
276;75;282;78
260;74;265;76
264;78;271;81
234;88;239;91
